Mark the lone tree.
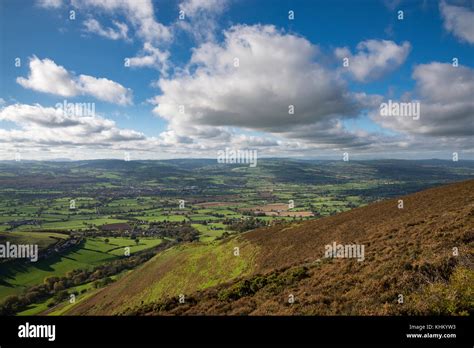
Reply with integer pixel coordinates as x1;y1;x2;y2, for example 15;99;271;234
135;238;140;246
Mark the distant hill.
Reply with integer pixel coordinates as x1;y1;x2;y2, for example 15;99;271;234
66;179;473;315
1;159;473;193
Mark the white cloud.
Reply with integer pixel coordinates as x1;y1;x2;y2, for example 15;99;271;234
43;0;174;75
0;100;468;160
128;42;170;74
17;57;78;97
413;62;473;104
232;134;279;147
177;0;228;42
0;103;145;147
71;0;171;43
179;0;227;16
17;56;133;105
73;1;172;76
83;18;129;41
440;1;474;44
76;75;132;106
36;0;62;8
0;102;230;159
151;25;370;149
373;62;474;137
159;130;194;145
335;40;411;82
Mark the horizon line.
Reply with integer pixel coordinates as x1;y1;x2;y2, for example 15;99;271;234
1;157;473;162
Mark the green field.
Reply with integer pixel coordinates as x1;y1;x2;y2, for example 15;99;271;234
192;223;228;242
0;231;69;250
0;237;162;299
22;218;129;231
17;271;130;316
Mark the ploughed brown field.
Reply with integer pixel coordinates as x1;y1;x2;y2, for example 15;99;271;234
265;211;314;217
66;180;474;316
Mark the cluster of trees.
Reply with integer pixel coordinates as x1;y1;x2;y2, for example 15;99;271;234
148;222;199;242
242;210;267;217
0;246;164;315
226;217;267;233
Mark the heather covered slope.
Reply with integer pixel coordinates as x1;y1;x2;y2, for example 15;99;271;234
67;180;474;315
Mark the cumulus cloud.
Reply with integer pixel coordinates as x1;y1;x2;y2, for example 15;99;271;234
150;25;370;149
177;0;228;42
0;103;235;159
159;130;194;146
279;121;375;149
76;75;133;106
17;57;77;97
0;101;465;160
440;1;474;44
70;0;172;75
83;18;129;41
373;62;474;137
17;56;133;105
232;134;279;147
335;40;411;82
0;103;145;147
71;0;171;43
128;42;170;74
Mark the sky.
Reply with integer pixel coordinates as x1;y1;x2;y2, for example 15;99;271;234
0;0;473;160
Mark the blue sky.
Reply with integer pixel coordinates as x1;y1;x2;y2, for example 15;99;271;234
0;0;473;160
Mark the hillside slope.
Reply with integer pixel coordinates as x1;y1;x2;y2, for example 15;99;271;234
67;180;474;315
